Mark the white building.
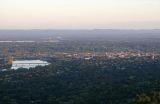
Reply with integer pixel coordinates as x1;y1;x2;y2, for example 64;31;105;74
11;60;50;70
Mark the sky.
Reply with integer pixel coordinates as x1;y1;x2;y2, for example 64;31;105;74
0;0;160;29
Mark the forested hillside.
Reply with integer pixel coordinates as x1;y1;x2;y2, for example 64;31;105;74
0;57;160;104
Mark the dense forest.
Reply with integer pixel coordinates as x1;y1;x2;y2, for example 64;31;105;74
0;57;160;104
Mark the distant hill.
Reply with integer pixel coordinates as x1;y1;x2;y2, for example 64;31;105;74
0;29;160;41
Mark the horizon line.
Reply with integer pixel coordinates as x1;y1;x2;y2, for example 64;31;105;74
0;29;160;31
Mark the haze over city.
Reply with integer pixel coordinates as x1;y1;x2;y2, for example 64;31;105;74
0;0;160;29
1;0;160;104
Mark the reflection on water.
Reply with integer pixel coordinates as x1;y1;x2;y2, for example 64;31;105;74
11;60;50;70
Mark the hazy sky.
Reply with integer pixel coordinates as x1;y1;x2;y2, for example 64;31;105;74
0;0;160;29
